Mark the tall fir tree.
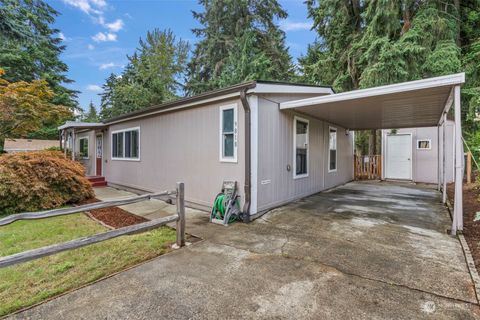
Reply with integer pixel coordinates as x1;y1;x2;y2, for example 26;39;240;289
83;101;99;123
300;0;479;155
99;29;189;119
185;0;294;95
0;0;77;139
0;0;78;109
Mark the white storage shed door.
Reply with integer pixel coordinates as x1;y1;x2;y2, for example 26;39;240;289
385;134;412;180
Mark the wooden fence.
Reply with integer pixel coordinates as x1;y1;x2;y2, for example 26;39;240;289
0;182;186;268
354;155;382;180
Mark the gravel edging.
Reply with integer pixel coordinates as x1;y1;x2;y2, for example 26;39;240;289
459;234;480;304
445;195;480;304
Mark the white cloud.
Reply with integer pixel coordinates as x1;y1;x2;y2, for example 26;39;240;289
62;0;105;15
62;1;125;42
106;19;124;32
92;32;117;42
280;20;312;31
90;0;107;7
99;62;116;70
86;84;103;92
87;44;95;50
58;32;66;40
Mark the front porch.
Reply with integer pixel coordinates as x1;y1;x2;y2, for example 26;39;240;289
58;121;107;180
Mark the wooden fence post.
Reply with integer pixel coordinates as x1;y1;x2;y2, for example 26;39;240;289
176;182;186;247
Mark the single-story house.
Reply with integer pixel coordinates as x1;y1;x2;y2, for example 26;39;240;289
59;81;353;219
3;138;59;153
59;73;466;234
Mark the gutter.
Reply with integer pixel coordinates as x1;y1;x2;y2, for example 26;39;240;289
240;83;257;223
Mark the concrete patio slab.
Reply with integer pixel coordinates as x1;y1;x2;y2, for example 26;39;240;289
94;187;205;221
10;182;480;319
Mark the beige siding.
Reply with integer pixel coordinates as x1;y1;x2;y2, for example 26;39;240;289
76;130;96;176
324;124;354;189
381;121;454;184
103;98;245;210
256;94;354;212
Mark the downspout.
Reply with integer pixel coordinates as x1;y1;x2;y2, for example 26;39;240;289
240;84;256;223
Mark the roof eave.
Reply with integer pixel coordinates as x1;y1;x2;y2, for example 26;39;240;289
103;81;258;124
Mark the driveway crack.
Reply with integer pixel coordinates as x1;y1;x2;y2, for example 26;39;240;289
278;253;479;307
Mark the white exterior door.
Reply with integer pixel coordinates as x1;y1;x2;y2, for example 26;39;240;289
386;134;412;180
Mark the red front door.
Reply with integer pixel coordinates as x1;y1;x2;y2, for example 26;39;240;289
96;134;103;176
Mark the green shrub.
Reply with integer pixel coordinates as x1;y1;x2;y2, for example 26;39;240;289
0;151;94;215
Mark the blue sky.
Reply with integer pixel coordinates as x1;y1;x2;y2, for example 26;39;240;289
49;0;317;112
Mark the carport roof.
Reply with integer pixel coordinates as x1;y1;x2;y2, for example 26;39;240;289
280;73;465;130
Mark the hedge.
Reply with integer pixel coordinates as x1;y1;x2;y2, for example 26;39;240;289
0;151;94;215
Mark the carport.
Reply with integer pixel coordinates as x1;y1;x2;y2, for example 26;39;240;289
280;73;466;235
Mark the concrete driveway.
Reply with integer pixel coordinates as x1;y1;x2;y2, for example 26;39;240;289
11;182;480;319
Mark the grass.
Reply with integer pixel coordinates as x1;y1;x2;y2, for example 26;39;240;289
0;213;176;317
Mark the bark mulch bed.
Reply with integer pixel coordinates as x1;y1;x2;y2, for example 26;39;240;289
81;198;148;229
447;182;480;271
79;198;202;244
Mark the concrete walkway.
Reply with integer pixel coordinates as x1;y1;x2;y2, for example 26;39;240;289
11;182;480;319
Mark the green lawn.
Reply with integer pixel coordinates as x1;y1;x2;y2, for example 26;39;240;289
0;213;176;316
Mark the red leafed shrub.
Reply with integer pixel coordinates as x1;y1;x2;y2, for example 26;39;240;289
0;151;94;215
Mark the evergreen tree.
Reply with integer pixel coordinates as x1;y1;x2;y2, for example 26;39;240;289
99;29;189;119
300;0;479;155
99;73;118;120
185;0;294;95
83;101;99;123
0;0;77;140
0;0;78;109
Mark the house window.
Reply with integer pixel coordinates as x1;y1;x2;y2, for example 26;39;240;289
112;127;140;160
417;139;431;150
294;116;309;178
79;137;89;159
329;127;337;172
220;104;237;162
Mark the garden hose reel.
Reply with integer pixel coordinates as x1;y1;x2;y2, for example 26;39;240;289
210;180;241;226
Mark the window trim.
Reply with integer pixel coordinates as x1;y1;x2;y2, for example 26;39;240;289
293;116;309;179
111;127;141;161
416;139;432;150
78;136;89;160
328;126;338;173
219;104;238;163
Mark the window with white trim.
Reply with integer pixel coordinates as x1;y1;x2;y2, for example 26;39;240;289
417;139;431;150
294;117;309;178
79;137;89;159
220;104;237;162
112;128;140;160
329;127;337;172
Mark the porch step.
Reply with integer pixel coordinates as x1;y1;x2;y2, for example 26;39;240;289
91;181;107;187
87;176;107;187
87;176;105;182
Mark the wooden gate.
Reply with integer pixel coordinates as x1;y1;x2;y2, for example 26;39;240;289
354;155;382;180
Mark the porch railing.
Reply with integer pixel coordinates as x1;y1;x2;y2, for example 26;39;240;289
354;155;382;180
0;182;186;268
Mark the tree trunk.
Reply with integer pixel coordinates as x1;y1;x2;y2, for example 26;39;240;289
453;0;461;46
401;5;412;35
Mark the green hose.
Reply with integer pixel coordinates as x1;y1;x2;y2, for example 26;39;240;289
211;193;238;223
213;194;226;219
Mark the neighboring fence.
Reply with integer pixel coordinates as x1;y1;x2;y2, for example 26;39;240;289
354;155;382;180
0;182;186;268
